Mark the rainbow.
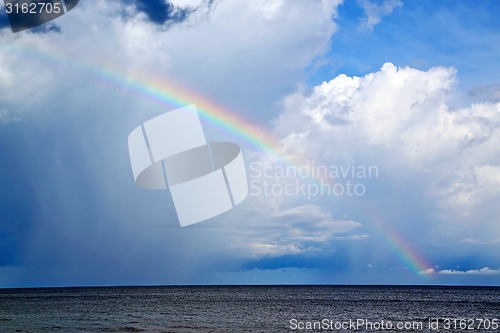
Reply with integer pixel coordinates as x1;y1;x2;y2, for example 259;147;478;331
102;74;284;154
380;223;433;275
5;43;282;154
5;43;434;277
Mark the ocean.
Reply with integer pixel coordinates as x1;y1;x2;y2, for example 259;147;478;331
0;285;499;332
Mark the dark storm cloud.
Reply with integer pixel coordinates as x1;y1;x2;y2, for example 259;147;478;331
241;255;348;271
0;8;10;30
135;0;192;25
125;0;218;26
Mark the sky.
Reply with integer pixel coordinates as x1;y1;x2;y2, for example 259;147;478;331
0;0;499;288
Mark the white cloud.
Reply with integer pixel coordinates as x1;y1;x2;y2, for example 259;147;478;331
0;35;60;121
0;61;12;86
268;62;500;249
358;0;402;30
0;0;342;121
275;63;458;161
249;243;303;257
438;267;500;275
418;268;435;275
121;0;342;117
256;0;284;20
169;0;204;8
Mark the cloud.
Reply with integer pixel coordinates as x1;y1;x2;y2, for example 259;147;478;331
358;0;402;30
125;0;218;26
169;0;205;7
0;0;341;121
249;243;303;257
221;202;364;258
469;84;500;103
438;267;500;275
335;234;369;240
459;237;500;245
260;62;500;271
419;268;436;275
419;267;500;275
0;0;344;286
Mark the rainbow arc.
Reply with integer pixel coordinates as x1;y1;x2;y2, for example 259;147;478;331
6;44;434;276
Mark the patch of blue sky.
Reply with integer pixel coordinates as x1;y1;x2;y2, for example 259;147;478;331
307;0;500;95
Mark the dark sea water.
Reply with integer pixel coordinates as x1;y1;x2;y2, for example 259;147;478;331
0;285;499;333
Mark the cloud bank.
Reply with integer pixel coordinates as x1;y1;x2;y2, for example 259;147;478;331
272;63;500;244
233;62;500;277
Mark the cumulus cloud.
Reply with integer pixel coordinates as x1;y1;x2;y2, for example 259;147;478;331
358;0;402;30
265;62;500;256
207;61;500;275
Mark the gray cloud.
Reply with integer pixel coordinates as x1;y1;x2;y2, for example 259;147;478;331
358;0;403;30
469;84;500;103
0;0;343;287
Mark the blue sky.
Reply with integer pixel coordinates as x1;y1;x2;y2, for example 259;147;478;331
321;0;500;91
0;0;499;288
